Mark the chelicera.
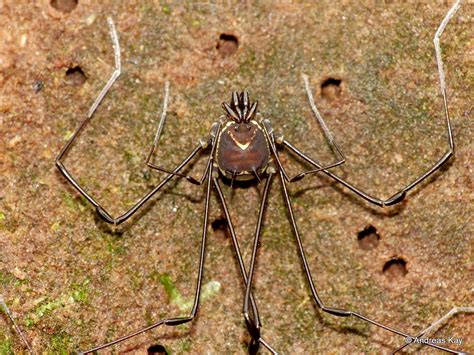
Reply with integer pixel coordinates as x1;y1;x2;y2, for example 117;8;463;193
50;5;466;354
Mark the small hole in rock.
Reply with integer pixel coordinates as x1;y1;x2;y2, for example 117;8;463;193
216;33;239;57
50;0;78;13
321;78;342;100
65;66;86;86
357;225;380;250
383;258;407;279
211;217;229;239
147;344;168;355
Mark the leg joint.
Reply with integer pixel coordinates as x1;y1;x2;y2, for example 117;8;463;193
165;317;192;326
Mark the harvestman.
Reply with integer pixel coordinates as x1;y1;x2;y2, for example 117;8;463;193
45;1;469;354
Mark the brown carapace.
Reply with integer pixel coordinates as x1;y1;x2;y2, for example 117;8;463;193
216;92;270;181
53;8;462;354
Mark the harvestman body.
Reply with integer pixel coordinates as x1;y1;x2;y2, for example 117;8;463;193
41;2;470;354
216;100;271;181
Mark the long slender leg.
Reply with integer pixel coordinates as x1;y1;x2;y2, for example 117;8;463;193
262;73;347;183
262;119;345;183
55;18;211;225
56;17;121;166
58;141;205;225
144;81;223;186
213;178;261;336
243;173;274;342
392;306;474;354
278;168;461;354
277;1;461;206
80;162;214;354
0;295;33;354
214;177;277;355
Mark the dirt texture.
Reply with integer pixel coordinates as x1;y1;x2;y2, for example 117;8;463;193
0;1;472;354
